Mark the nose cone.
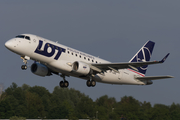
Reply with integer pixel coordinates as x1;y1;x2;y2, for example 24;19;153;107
5;40;14;50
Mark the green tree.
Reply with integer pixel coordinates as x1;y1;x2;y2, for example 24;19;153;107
0;97;14;118
76;96;95;119
170;103;180;120
96;95;117;119
21;84;30;91
139;101;152;120
49;86;87;119
0;83;28;118
5;82;18;96
10;116;26;120
2;82;180;119
25;91;45;118
48;100;76;119
150;104;170;120
28;86;50;98
115;96;141;120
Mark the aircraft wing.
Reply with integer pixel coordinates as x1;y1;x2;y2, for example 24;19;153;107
90;53;170;73
135;76;174;80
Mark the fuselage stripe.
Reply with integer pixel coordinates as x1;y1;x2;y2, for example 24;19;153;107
127;68;145;77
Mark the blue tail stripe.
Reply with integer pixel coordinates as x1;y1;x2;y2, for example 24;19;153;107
130;41;155;74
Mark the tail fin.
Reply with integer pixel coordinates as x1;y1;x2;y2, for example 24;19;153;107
129;41;155;75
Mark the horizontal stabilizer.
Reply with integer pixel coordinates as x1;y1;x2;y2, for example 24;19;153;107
135;75;174;81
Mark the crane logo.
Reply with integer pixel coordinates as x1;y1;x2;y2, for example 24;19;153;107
135;47;151;70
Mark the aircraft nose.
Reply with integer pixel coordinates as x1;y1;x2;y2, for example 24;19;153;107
5;40;14;50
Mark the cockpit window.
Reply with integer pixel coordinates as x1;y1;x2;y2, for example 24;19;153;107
25;36;30;40
16;35;25;39
15;35;30;40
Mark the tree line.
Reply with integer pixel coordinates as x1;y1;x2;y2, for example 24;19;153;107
0;82;180;120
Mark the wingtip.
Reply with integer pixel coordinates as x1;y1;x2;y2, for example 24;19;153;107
167;75;174;78
160;53;170;63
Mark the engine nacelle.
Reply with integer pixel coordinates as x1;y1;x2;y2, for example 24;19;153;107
72;61;91;75
146;80;153;85
31;63;50;77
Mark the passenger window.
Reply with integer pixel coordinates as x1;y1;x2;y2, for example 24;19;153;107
84;57;86;60
25;36;30;40
92;60;94;62
79;55;81;58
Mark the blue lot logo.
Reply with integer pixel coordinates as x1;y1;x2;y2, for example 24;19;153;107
34;40;66;60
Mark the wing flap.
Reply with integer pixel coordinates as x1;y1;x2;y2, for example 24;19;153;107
135;76;174;81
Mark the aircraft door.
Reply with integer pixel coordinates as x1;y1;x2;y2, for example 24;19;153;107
32;38;37;44
28;36;38;54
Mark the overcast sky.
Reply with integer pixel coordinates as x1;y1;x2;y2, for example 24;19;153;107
1;0;179;105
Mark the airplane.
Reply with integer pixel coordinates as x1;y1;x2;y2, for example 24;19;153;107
5;34;173;88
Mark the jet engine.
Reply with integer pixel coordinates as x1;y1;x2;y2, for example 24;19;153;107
146;80;153;85
31;63;51;77
72;61;92;75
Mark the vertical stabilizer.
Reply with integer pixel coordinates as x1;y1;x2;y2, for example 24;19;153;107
129;41;155;75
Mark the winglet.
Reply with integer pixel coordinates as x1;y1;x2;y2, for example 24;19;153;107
159;53;170;63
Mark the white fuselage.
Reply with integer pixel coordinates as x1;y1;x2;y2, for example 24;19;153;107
5;34;146;85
